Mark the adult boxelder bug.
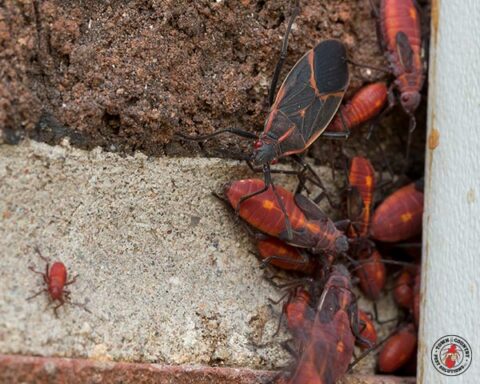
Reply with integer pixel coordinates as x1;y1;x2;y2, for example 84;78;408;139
178;38;349;164
378;323;417;373
371;0;425;160
177;6;350;236
27;247;89;316
326;82;388;134
284;265;370;384
370;179;424;242
223;179;349;258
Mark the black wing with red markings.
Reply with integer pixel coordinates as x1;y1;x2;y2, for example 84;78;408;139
264;40;349;158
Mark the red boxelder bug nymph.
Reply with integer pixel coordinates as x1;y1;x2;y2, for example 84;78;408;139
371;0;425;160
326;82;388;135
370;179;424;243
27;247;89;316
378;323;417;373
347;156;376;239
355;249;386;301
393;268;414;309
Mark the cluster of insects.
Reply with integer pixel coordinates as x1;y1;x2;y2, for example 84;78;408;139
178;0;427;381
25;0;427;380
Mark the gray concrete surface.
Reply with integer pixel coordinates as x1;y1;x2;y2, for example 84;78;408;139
0;140;398;372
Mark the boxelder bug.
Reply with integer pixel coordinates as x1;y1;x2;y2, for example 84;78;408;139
393;268;414;309
27;247;89;316
370;179;424;242
371;0;425;161
223;179;349;258
177;4;350;238
283;286;315;344
256;236;316;274
212;189;316;273
357;310;378;350
284;265;371;384
355;249;386;301
347;156;376;238
343;157;386;300
378;323;417;373
326;82;388;135
178;38;349;164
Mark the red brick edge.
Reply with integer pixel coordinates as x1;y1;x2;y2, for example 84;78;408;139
0;354;415;384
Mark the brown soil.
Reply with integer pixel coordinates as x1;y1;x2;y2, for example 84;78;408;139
1;0;390;153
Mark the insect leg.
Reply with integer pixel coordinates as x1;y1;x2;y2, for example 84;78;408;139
28;266;46;277
246;161;302;176
66;274;79;285
280;339;299;358
345;59;391;75
34;246;49;263
27;289;48;301
53;301;64;318
71;301;92;314
260;252;310;270
291;155;339;209
175;128;258;142
268;0;301;107
348;332;393;372
403;115;417;172
348;300;373;348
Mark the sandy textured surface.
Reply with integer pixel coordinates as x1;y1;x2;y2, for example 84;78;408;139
0;140;297;368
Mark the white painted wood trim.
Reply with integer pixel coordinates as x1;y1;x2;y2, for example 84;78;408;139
419;0;480;382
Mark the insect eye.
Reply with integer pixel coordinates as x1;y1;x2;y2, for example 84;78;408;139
253;140;263;150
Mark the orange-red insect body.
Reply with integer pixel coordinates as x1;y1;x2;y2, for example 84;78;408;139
286;265;360;384
380;0;424;115
224;179;348;256
393;269;414;309
47;262;68;300
355;249;386;301
28;251;78;316
256;237;316;274
357;310;377;350
370;180;424;242
284;287;315;343
327;82;388;133
378;323;417;373
348;156;376;237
